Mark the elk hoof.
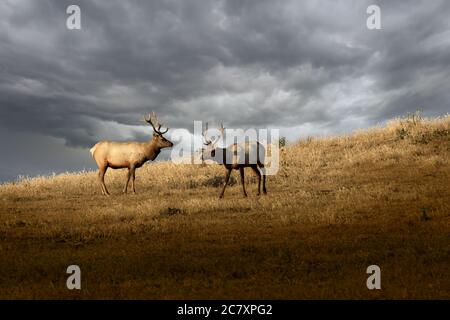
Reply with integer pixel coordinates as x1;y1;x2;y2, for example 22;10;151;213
219;195;224;199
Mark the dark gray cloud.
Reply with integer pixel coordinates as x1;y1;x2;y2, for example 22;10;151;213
0;0;449;181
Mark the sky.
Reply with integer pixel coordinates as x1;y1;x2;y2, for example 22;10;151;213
0;0;449;182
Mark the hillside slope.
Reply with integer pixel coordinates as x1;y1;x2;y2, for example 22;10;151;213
0;115;449;299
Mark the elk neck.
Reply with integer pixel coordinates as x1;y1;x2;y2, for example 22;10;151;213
145;137;162;161
215;146;228;165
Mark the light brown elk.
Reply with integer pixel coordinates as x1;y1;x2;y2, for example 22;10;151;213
202;123;267;198
90;112;173;195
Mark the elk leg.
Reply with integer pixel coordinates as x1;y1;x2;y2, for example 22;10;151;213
239;167;248;197
259;163;267;194
130;167;136;194
262;174;267;194
251;165;261;195
262;175;267;194
98;165;109;196
219;168;232;199
123;168;131;194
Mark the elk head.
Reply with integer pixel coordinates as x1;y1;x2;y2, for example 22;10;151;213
144;112;174;148
201;122;225;163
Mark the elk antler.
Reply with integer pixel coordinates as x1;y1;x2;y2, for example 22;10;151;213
202;122;212;145
203;122;225;146
144;112;169;134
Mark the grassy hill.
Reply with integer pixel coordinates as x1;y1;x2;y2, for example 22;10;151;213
0;114;449;299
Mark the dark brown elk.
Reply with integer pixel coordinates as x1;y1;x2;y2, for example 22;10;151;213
90;112;173;195
202;123;267;198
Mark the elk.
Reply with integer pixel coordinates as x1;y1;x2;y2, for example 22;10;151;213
202;123;267;198
90;112;173;195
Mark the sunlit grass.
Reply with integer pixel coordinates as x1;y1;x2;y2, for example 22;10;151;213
0;114;449;299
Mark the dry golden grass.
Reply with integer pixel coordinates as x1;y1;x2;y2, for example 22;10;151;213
0;114;449;299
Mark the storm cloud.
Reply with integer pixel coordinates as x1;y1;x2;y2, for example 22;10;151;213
0;0;449;181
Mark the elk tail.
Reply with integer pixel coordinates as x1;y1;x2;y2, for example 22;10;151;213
89;144;98;158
